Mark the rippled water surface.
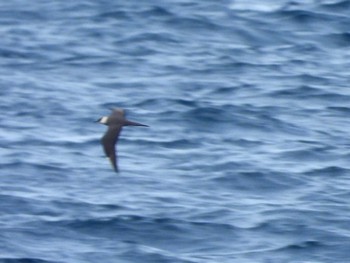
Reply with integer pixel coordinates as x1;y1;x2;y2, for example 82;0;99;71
1;1;350;262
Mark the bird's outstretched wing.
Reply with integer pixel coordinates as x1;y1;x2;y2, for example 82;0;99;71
101;125;122;172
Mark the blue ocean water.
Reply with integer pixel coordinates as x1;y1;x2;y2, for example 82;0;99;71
1;0;350;262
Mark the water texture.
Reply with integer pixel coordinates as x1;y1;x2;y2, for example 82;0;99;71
1;0;350;262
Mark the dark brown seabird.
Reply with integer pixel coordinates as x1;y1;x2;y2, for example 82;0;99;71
96;108;148;172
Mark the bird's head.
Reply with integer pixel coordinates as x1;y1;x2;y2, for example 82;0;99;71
95;116;109;125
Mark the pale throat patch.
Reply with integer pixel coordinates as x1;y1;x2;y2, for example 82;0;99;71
100;116;109;124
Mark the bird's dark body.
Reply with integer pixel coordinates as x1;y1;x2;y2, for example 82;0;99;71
98;108;148;172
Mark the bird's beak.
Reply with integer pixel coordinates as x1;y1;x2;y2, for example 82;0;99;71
124;120;149;127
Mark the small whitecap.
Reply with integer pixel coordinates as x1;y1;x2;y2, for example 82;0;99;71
229;0;284;12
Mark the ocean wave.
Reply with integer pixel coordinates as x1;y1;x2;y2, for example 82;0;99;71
0;258;62;263
1;0;350;262
319;0;350;13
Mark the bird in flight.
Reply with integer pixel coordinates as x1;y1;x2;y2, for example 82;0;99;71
96;108;148;172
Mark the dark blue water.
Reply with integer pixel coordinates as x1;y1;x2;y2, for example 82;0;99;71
1;0;350;262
